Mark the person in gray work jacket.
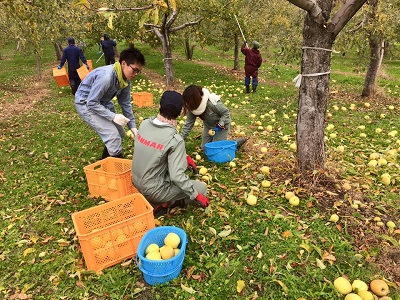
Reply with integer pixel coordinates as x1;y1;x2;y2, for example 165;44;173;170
132;91;210;217
75;47;145;159
181;85;246;150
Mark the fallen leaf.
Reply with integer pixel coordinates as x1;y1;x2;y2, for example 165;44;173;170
237;280;245;293
282;231;292;238
273;279;288;295
316;258;326;269
23;248;35;257
181;284;196;294
218;228;232;237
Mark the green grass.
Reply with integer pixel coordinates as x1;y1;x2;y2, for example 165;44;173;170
0;42;399;299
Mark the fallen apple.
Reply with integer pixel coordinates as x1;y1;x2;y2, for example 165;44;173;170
381;173;391;186
229;161;236;168
261;180;271;188
288;196;299;206
329;214;339;223
386;221;396;229
352;279;368;293
344;293;363;300
246;194;257;206
260;166;270;175
357;290;375;300
199;167;208;175
285;191;295;200
369;279;389;296
334;276;353;295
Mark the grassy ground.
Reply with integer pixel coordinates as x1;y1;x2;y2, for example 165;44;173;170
0;42;399;300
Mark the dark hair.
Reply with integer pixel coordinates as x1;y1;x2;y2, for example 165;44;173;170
119;47;146;66
182;85;203;115
103;34;110;40
67;37;75;45
160;105;181;120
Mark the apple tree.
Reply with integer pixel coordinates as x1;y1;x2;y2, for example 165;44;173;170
286;0;368;171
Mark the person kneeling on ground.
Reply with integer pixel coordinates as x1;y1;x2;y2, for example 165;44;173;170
131;91;210;217
180;85;246;150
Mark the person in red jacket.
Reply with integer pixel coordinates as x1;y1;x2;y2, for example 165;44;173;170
241;40;263;93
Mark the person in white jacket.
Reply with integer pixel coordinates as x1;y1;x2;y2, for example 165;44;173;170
181;85;246;150
131;91;210;217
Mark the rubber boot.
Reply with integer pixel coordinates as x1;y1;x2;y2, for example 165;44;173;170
112;151;124;158
101;146;110;159
71;85;77;95
236;138;247;149
245;85;250;94
252;85;257;93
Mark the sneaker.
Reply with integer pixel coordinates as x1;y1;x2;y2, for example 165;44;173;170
236;138;247;149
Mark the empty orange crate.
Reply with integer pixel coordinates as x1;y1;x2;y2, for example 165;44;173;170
132;92;153;107
52;67;69;87
71;193;155;271
83;157;138;201
77;60;93;80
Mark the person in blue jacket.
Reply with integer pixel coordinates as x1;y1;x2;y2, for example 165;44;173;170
99;34;117;65
75;47;145;159
57;37;89;95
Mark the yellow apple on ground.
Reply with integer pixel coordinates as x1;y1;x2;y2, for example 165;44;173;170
160;245;175;260
334;276;353;295
250;113;256;118
289;143;297;150
261;180;271;188
352;279;368;293
373;217;381;222
146;251;162;260
246;194;257;206
329;214;339;223
368;160;378;167
370;279;389;296
345;293;363;300
381;173;391;186
260;166;270;175
145;243;160;254
231;121;236;126
199;167;208;175
285;191;295;200
260;147;268;153
195;154;201;161
370;153;380;160
357;290;375;300
164;232;181;248
229;161;236;167
377;158;387;166
343;182;352;191
386;221;396;229
289;196;300;206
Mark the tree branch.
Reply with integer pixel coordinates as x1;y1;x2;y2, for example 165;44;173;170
165;9;178;29
286;0;325;24
330;0;368;37
97;4;153;12
170;18;203;33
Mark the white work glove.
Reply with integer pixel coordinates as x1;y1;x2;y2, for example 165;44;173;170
132;128;138;137
113;114;130;126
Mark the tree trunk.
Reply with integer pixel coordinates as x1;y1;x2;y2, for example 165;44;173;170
162;32;174;87
233;33;239;70
54;43;63;60
361;36;382;97
35;50;42;81
184;37;194;60
296;11;335;171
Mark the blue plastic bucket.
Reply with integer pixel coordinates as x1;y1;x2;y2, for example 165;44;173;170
136;226;187;285
204;140;237;163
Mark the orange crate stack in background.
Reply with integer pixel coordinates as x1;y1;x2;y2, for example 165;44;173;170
132;92;153;107
83;157;138;201
71;193;155;271
52;67;69;87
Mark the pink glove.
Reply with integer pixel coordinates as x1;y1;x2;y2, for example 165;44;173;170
195;193;210;208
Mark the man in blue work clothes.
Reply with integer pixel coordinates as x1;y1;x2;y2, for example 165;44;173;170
58;37;89;95
75;47;145;159
99;34;117;65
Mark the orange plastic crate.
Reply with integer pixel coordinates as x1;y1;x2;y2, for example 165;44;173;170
132;92;153;107
83;157;138;201
72;193;155;271
52;67;69;87
77;60;93;80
